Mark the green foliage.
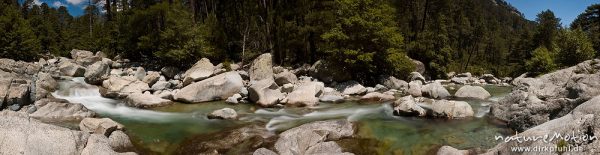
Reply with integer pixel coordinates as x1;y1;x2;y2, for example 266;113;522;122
0;3;40;61
321;0;412;81
556;28;595;66
571;4;600;54
533;10;561;50
526;47;557;76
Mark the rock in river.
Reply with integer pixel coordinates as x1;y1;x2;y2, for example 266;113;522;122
207;108;238;120
125;92;173;108
249;53;274;82
274;120;355;155
79;118;124;137
454;85;491;100
249;79;285;107
285;81;324;106
421;82;450;99
430;100;474;119
174;71;243;103
393;95;426;117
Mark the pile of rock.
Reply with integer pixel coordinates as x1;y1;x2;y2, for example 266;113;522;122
392;95;474;119
448;72;511;86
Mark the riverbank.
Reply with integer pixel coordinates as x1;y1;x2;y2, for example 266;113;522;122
3;49;577;155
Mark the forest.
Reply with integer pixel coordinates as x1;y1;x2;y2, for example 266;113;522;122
1;0;599;82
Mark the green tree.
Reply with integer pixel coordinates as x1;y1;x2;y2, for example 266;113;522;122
321;0;413;82
556;28;595;66
571;4;600;56
533;10;561;50
0;2;40;61
526;47;557;76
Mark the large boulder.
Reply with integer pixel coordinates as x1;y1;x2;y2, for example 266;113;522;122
84;61;110;85
392;95;426;116
274;120;355;155
336;81;367;95
125;93;173;108
421;82;450;99
30;98;96;122
160;66;179;79
274;70;298;86
59;61;86;77
249;53;274;82
108;130;134;152
454;85;491;100
379;75;408;90
0;58;41;75
309;60;352;83
142;71;160;86
183;58;214;85
6;80;31;110
174;72;244;103
35;72;58;100
81;134;136;155
249;79;285;107
0;111;90;155
407;81;423;97
430;100;474;119
285;82;324;106
410;58;426;74
101;76;149;98
71;49;101;67
484;96;600;155
133;67;145;81
491;59;600;132
79;118;124;137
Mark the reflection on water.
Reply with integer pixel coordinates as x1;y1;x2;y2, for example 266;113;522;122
53;78;512;154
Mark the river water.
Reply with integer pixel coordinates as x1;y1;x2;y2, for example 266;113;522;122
53;77;513;155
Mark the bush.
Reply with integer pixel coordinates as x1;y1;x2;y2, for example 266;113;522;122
385;51;415;79
526;47;557;76
556;28;595;66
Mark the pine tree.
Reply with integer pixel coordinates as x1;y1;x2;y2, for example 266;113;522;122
0;2;40;61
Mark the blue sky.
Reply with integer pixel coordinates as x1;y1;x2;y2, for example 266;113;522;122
31;0;600;27
29;0;98;16
505;0;600;26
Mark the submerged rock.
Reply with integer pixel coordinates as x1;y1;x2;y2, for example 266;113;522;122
174;72;244;103
454;85;491;100
274;120;355;155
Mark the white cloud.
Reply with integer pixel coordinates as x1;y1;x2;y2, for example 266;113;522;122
33;0;42;5
53;1;66;7
67;0;85;5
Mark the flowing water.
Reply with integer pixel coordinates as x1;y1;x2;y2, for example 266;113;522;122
53;78;513;155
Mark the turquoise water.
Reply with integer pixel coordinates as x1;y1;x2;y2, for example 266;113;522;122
54;78;512;154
